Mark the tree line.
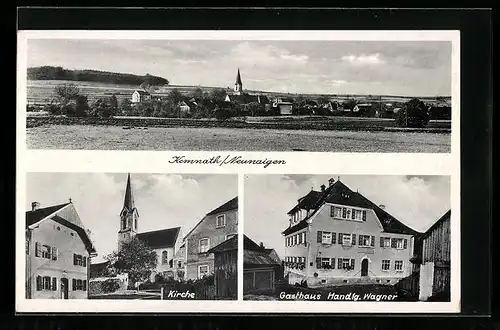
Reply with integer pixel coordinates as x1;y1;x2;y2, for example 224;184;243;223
28;66;169;86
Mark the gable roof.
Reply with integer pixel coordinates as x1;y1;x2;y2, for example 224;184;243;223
287;190;322;215
26;203;70;228
136;227;181;249
422;210;451;239
235;68;242;85
282;180;418;236
227;94;268;105
183;197;238;240
243;235;281;268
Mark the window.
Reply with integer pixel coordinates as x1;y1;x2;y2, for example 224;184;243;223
72;279;87;291
359;235;374;247
391;238;404;249
301;232;306;244
293;235;297;245
73;254;86;267
330;206;343;218
41;245;51;259
382;260;391;271
321;258;331;268
352;209;364;221
199;238;210;253
341;233;352;246
198;265;209;278
321;232;332;244
380;237;391;248
177;261;182;268
342;258;351;270
43;276;51;290
216;214;226;228
162;251;168;264
395;260;403;271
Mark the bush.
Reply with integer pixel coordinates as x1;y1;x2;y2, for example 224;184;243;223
395;98;430;128
214;108;233;120
43;102;62;115
101;278;121;293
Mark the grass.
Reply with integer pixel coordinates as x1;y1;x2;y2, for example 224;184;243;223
27;124;451;152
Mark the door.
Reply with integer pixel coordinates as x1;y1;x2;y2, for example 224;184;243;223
361;259;369;277
60;278;69;299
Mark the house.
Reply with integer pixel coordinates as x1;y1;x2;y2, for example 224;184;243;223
183;197;238;280
243;236;283;294
206;235;238;299
25;200;97;299
323;101;341;112
225;94;270;106
428;100;452;120
131;90;151;103
405;210;451;301
353;103;373;115
282;178;418;287
272;98;293;115
116;174;184;282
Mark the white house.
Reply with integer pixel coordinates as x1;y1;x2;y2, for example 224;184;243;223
131;90;151;103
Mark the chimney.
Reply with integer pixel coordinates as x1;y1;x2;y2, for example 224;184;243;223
259;242;265;249
328;178;335;186
31;201;40;211
320;184;326;192
379;204;385;210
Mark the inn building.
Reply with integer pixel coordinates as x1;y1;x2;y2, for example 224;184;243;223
282;178;419;287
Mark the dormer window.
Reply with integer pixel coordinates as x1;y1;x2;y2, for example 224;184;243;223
216;214;226;228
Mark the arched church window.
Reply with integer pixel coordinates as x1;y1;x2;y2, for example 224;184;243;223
121;218;126;230
134;217;137;230
169;259;173;268
162;251;168;264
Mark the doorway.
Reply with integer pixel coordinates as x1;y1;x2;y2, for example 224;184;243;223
60;278;69;299
361;259;369;277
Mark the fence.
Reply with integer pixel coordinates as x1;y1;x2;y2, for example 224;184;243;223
394;271;420;300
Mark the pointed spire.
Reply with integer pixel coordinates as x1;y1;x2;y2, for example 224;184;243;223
123;173;135;212
236;68;242;85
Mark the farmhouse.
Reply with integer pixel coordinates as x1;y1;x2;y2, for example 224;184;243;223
25;201;97;299
183;196;238;280
116;174;184;282
282;178;418;287
131;90;151;103
243;236;283;294
272;98;294;115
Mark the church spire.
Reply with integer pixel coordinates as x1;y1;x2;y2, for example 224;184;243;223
236;68;242;85
123;173;135;212
234;68;243;95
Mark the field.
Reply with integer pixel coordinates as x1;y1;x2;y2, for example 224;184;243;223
26;125;450;152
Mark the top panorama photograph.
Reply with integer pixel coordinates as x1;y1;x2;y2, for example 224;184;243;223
24;38;453;152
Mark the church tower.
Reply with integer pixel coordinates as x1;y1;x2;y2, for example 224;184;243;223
234;68;243;95
118;173;139;248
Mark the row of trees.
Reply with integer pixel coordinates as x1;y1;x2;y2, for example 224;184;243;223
28;66;169;86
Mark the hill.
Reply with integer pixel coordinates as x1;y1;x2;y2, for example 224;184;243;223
27;66;169;86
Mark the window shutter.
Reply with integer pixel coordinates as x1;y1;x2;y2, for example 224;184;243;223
351;259;355;269
330;206;334;217
35;242;40;257
51;247;57;260
303;232;306;245
338;258;342;269
371;236;375;247
317;231;322;243
331;258;335;269
52;277;57;291
391;238;397;248
316;257;321;269
83;256;87;267
72;279;76;291
331;232;336;244
351;210;356;219
36;276;42;291
359;235;363;245
380;237;384;247
362;210;366;221
73;254;77;265
352;234;356;245
338;233;342;244
342;208;347;218
403;239;408;249
83;280;87;291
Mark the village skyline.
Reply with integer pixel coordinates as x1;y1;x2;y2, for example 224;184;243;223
27;39;452;97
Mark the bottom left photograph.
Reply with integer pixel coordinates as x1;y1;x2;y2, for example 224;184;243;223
23;172;239;301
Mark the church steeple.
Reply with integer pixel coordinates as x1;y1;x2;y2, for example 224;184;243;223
118;173;139;247
234;68;243;95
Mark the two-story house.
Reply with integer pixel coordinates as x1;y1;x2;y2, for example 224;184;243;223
183;197;238;280
26;200;97;299
282;178;418;287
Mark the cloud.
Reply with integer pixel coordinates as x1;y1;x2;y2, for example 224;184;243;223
244;175;450;258
229;42;308;66
341;53;385;65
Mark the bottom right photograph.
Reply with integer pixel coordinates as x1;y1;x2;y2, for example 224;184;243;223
243;174;451;302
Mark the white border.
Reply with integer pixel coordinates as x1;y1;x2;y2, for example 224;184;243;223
16;30;460;313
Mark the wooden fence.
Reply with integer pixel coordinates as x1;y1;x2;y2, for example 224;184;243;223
395;271;420;300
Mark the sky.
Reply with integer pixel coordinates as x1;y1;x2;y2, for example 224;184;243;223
27;39;451;96
244;175;451;258
25;173;237;262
